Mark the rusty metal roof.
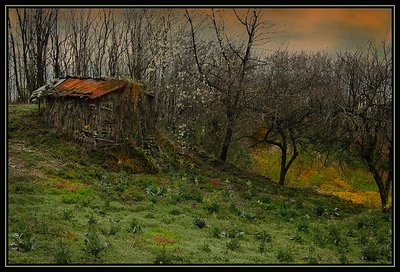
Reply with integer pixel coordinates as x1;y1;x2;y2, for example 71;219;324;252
53;77;128;99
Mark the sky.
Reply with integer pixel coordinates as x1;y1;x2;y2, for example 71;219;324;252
8;7;392;54
194;8;392;53
264;8;392;52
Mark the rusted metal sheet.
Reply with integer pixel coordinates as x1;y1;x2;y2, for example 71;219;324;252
54;77;127;99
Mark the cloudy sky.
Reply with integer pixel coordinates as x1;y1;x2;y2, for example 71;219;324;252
194;7;392;53
8;7;392;54
264;8;392;52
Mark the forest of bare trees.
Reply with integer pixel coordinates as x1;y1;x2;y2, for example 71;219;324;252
7;8;392;210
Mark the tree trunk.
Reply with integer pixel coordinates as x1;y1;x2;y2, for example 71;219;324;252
279;145;287;186
364;153;391;212
220;125;233;161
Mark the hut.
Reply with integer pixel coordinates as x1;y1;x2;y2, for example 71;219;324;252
30;76;155;147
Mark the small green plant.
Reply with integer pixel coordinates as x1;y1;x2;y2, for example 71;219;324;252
83;230;109;259
227;225;245;239
199;242;211;252
260;194;272;204
226;238;240;251
255;230;272;243
339;253;349;264
205;202;220;214
108;219;120;236
337;236;350;253
258;241;267;253
276;248;294;263
88;213;98;225
115;171;128;193
242;189;253;200
306;245;321;264
193;217;207;229
62;209;74;221
145;185;168;197
36;218;49;234
357;214;376;229
327;223;342;245
153;246;175;264
346;228;356;237
10;230;35;252
241;211;256;221
54;240;71;264
313;205;326;217
290;232;304;244
169;208;182;216
128;218;143;233
297;219;310;232
175;188;203;203
361;241;381;262
222;189;233;198
210;227;223;238
229;203;241;215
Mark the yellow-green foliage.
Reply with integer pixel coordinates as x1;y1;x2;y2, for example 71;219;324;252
250;146;383;208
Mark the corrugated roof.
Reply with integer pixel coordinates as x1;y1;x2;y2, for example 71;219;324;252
54;77;128;99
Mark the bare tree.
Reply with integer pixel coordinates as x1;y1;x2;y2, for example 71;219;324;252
324;41;393;210
67;9;96;76
8;14;21;101
29;8;57;88
185;8;273;161
249;50;327;186
107;14;125;78
92;9;112;78
123;9;154;82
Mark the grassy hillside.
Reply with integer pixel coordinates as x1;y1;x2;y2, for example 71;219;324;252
7;104;392;265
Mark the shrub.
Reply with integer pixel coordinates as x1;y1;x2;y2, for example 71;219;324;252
193;217;207;229
313;205;325;217
242;190;254;200
83;230;109;259
276;249;294;263
145;185;168;197
297;219;310;232
10;230;35;252
169;209;182;216
339;253;349;264
153;246;177;264
54;240;71;264
327;224;342;245
174;188;203;203
260;194;272;204
290;233;304;244
36;218;49;234
306;245;321;264
62;209;74;221
226;239;240;251
312;230;328;247
88;213;98;225
227;225;245;239
357;214;376;229
361;242;381;262
222;189;233;198
229;203;241;216
205;202;220;214
128;218;143;233
255;230;272;243
199;242;211;252
108;219;120;236
210;227;223;238
259;241;267;253
241;211;256;221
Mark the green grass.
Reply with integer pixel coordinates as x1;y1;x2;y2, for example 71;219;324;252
7;104;392;264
